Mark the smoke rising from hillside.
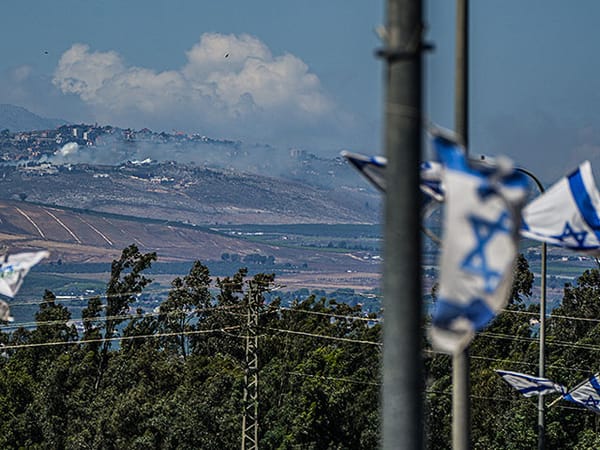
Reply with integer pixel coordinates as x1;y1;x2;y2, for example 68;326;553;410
49;33;362;151
59;142;78;156
47;138;309;180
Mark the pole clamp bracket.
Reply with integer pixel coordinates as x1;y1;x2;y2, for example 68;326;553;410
375;42;434;62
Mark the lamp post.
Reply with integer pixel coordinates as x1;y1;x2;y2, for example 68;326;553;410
516;167;547;450
453;1;470;448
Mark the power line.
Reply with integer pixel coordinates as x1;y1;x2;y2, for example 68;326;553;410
2;304;244;330
7;293;600;371
0;326;241;351
425;349;593;375
277;306;382;323
264;326;382;347
8;287;175;307
286;371;380;386
425;389;585;412
477;331;600;354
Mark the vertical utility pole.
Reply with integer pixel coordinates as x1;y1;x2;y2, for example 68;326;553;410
455;0;469;148
515;169;547;450
538;241;547;450
241;281;259;450
453;1;470;450
379;0;424;448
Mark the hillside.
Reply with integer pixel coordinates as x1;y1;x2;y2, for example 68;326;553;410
0;161;379;225
0;104;67;132
0;199;380;291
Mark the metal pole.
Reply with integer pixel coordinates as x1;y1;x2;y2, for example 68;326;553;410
455;0;469;148
538;241;547;450
380;0;423;447
453;1;470;449
516;168;546;450
452;352;470;450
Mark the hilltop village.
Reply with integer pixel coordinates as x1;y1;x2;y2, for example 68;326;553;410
0;124;240;162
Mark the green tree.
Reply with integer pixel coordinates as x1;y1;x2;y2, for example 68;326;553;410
95;244;156;390
158;260;212;359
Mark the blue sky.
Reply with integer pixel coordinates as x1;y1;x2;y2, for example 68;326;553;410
2;1;600;181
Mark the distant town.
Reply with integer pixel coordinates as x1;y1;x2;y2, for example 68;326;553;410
0;123;242;162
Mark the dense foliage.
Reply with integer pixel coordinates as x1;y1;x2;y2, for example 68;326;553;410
0;245;381;449
426;254;600;449
3;246;600;448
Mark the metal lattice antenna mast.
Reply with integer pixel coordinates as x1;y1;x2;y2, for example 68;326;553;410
241;281;259;450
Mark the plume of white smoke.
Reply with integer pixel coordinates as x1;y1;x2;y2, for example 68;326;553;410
59;142;79;156
51;33;343;147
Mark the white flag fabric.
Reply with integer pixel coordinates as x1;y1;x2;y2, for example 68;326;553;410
429;134;528;354
341;151;386;192
521;161;600;254
496;370;565;397
345;151;600;256
341;150;444;201
563;374;600;413
0;250;49;299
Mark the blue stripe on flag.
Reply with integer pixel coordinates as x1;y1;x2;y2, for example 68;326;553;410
433;297;495;330
590;374;600;394
568;169;600;242
519;385;547;395
434;136;468;172
434;136;528;189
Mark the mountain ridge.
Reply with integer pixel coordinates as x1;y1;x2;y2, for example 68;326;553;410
0;104;68;132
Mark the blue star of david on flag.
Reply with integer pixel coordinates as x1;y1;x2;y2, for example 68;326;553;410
521;161;600;254
551;222;588;247
428;130;528;354
585;396;600;408
462;212;511;293
563;374;600;414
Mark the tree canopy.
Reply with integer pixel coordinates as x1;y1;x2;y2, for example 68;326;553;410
0;246;599;448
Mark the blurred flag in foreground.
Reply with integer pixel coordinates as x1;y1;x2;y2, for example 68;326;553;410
429;133;528;353
521;161;600;254
341;151;386;192
0;250;50;321
341;151;444;201
496;370;565;397
563;374;600;413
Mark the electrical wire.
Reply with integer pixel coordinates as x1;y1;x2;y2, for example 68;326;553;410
14;282;600;330
2;304;244;330
2;299;598;410
0;326;241;351
424;388;585;412
286;371;380;387
424;349;593;375
9;283;600;369
477;330;600;354
276;306;382;323
264;326;382;347
7;302;600;365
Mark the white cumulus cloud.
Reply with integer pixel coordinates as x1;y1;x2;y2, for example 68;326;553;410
52;33;337;145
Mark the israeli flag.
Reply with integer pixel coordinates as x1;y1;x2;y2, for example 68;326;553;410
562;374;600;413
521;161;600;253
341;151;386;192
0;250;49;321
429;133;528;354
341;151;444;204
496;370;565;397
